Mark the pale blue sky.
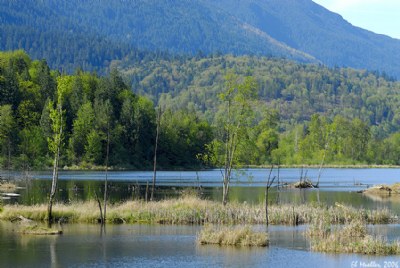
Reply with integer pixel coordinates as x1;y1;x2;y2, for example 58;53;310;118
313;0;400;39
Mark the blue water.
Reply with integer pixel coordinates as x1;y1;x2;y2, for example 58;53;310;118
4;168;400;188
1;168;400;267
0;223;399;268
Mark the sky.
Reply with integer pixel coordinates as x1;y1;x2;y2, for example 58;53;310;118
312;0;400;39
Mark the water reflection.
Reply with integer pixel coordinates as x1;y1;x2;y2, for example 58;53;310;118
1;222;400;267
3;178;400;216
2;167;400;187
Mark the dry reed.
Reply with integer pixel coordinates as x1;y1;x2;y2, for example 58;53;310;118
307;218;400;255
0;197;396;225
197;225;268;247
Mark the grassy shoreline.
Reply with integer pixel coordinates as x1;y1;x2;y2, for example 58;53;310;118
307;218;400;255
5;163;400;173
0;197;396;225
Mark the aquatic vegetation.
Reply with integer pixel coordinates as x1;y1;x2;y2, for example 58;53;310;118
364;183;400;195
0;182;17;192
19;225;62;235
197;225;268;247
307;218;400;255
0;197;396;225
290;179;316;189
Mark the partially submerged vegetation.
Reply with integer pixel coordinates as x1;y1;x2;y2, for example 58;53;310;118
290;179;316;189
19;225;62;235
363;183;400;195
0;197;396;225
0;181;17;192
307;218;400;255
12;215;62;235
197;225;268;247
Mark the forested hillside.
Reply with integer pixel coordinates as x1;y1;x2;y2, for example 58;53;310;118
2;0;400;77
117;54;400;138
0;51;212;170
0;0;314;73
3;51;400;169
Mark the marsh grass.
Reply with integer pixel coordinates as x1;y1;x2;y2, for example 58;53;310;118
0;197;396;225
19;225;62;235
0;182;17;192
307;218;400;255
364;183;400;195
197;225;268;247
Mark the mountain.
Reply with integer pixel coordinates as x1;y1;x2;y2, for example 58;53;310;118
1;0;400;77
207;0;400;77
115;53;400;137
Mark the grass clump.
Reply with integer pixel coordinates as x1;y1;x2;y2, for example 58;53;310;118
197;225;268;247
364;183;400;195
291;179;316;189
19;225;62;235
307;218;400;255
0;182;17;192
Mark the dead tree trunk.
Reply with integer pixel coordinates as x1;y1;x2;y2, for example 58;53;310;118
95;191;103;223
265;166;276;227
103;123;110;224
151;107;161;201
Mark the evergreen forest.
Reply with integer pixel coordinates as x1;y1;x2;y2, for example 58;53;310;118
2;50;400;170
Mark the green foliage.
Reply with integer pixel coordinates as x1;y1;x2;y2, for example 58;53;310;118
84;130;103;165
209;74;258;167
0;51;213;169
68;102;95;162
17;126;47;170
47;76;70;155
0;104;16;168
3;50;400;169
158;109;213;168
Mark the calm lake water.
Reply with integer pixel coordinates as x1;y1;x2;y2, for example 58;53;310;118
1;168;400;267
2;168;400;212
4;167;400;187
1;222;399;268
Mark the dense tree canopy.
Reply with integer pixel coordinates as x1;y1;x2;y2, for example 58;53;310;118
1;50;400;170
0;51;212;170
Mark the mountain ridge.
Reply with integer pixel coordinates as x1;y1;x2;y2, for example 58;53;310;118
1;0;400;77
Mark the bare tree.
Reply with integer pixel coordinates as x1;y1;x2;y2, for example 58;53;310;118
151;106;162;201
103;119;110;224
316;131;330;188
265;166;276;226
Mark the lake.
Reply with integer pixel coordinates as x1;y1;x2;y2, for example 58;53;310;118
0;222;399;268
2;168;400;212
4;167;400;187
1;168;400;267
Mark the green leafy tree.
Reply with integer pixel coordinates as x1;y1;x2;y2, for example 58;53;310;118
84;130;103;164
68;102;95;163
47;75;71;223
0;105;15;168
18;126;47;170
208;73;257;205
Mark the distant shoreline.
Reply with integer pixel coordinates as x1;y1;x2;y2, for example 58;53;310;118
3;164;400;174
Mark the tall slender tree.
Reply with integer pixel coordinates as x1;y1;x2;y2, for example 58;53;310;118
209;73;257;205
150;106;162;201
47;76;70;224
